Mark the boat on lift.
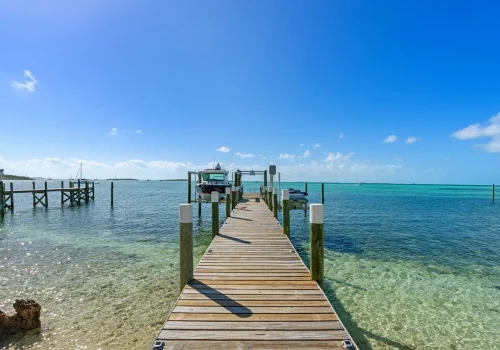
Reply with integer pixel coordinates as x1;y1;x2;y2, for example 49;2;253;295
286;188;309;210
196;163;231;202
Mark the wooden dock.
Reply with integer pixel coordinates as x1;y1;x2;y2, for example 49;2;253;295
154;193;355;349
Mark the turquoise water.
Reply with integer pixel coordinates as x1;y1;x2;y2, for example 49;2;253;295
1;181;499;349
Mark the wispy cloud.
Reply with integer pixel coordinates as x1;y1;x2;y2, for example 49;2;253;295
324;152;354;163
303;149;311;158
216;146;231;153
313;143;321;148
279;153;295;161
12;70;38;92
136;130;142;133
235;152;253;158
383;135;398;143
108;127;118;136
406;136;419;144
339;133;344;139
452;113;500;152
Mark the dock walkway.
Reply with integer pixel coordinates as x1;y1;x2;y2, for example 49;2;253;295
155;193;355;349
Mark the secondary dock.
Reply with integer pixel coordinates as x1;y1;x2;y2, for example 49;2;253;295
153;193;355;349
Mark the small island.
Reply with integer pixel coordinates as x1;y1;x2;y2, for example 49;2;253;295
159;179;188;181
104;178;138;181
0;174;34;180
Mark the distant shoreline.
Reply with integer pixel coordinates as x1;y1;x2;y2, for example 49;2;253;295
0;174;34;180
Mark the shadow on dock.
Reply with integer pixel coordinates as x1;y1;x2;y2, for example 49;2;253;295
190;280;252;318
230;216;253;222
217;233;251;244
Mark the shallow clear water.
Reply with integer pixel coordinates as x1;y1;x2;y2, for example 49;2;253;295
1;181;499;349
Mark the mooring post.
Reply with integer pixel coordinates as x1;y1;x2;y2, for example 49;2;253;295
32;182;36;207
273;187;278;219
0;181;4;219
225;187;231;218
305;182;308;193
211;191;219;239
310;204;324;289
179;203;193;292
232;186;237;210
77;179;81;205
85;181;89;204
268;187;273;212
187;171;192;203
44;182;48;208
321;183;325;204
92;182;95;200
69;181;74;206
197;173;202;216
493;184;495;203
10;182;14;211
61;181;64;206
282;189;290;237
110;182;114;208
264;170;268;187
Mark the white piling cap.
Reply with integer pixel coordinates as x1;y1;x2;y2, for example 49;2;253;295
225;187;231;195
273;187;277;195
310;204;324;224
179;204;193;223
211;191;219;203
282;189;289;200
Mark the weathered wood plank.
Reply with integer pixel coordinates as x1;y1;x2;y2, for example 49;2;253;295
160;340;346;349
167;313;338;322
163;321;344;330
158;329;349;340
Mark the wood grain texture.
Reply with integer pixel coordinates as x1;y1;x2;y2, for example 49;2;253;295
153;194;355;349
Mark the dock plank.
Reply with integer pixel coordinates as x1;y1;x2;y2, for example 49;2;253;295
153;194;355;349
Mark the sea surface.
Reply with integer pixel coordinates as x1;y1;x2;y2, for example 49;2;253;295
1;181;499;349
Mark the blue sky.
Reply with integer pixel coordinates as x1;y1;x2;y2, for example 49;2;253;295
1;0;499;183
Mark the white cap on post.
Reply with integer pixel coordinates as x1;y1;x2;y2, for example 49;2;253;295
310;204;324;224
179;204;193;223
225;187;231;195
211;191;219;203
282;189;289;200
273;187;277;195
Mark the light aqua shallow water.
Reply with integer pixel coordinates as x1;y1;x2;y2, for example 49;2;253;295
1;181;499;349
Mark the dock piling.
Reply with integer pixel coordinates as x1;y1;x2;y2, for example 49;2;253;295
44;182;48;208
61;181;64;206
225;187;231;218
0;181;4;219
111;182;114;208
32;182;36;207
77;179;81;205
85;181;89;204
493;184;495;203
179;204;193;292
267;187;273;212
231;187;237;210
273;187;278;219
310;204;324;289
264;170;267;187
197;173;202;216
187;171;191;203
92;182;95;200
321;183;325;204
10;182;14;211
211;191;219;238
282;189;290;237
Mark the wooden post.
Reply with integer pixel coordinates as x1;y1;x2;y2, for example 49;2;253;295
77;179;81;205
493;184;495;203
310;204;324;289
10;182;14;211
0;181;4;219
32;181;36;207
273;187;278;219
197;173;202;217
267;187;273;212
61;181;64;206
282;189;290;237
179;204;193;292
305;182;308;193
211;191;219;239
85;181;89;204
187;171;192;203
69;181;74;206
264;170;267;187
321;183;325;205
225;187;231;218
44;182;48;208
111;182;114;208
232;187;237;210
92;182;95;200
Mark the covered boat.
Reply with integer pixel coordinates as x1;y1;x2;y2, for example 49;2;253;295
196;163;231;202
286;188;309;210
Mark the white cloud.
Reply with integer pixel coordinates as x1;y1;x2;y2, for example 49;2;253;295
235;152;253;158
279;153;295;161
383;135;398;143
303;149;311;158
339;133;344;139
406;136;419;144
108;127;118;136
12;70;38;92
324;152;354;163
313;143;321;148
136;130;142;133
216;146;231;153
452;113;500;152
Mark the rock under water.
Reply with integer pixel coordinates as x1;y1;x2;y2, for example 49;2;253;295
0;299;41;338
